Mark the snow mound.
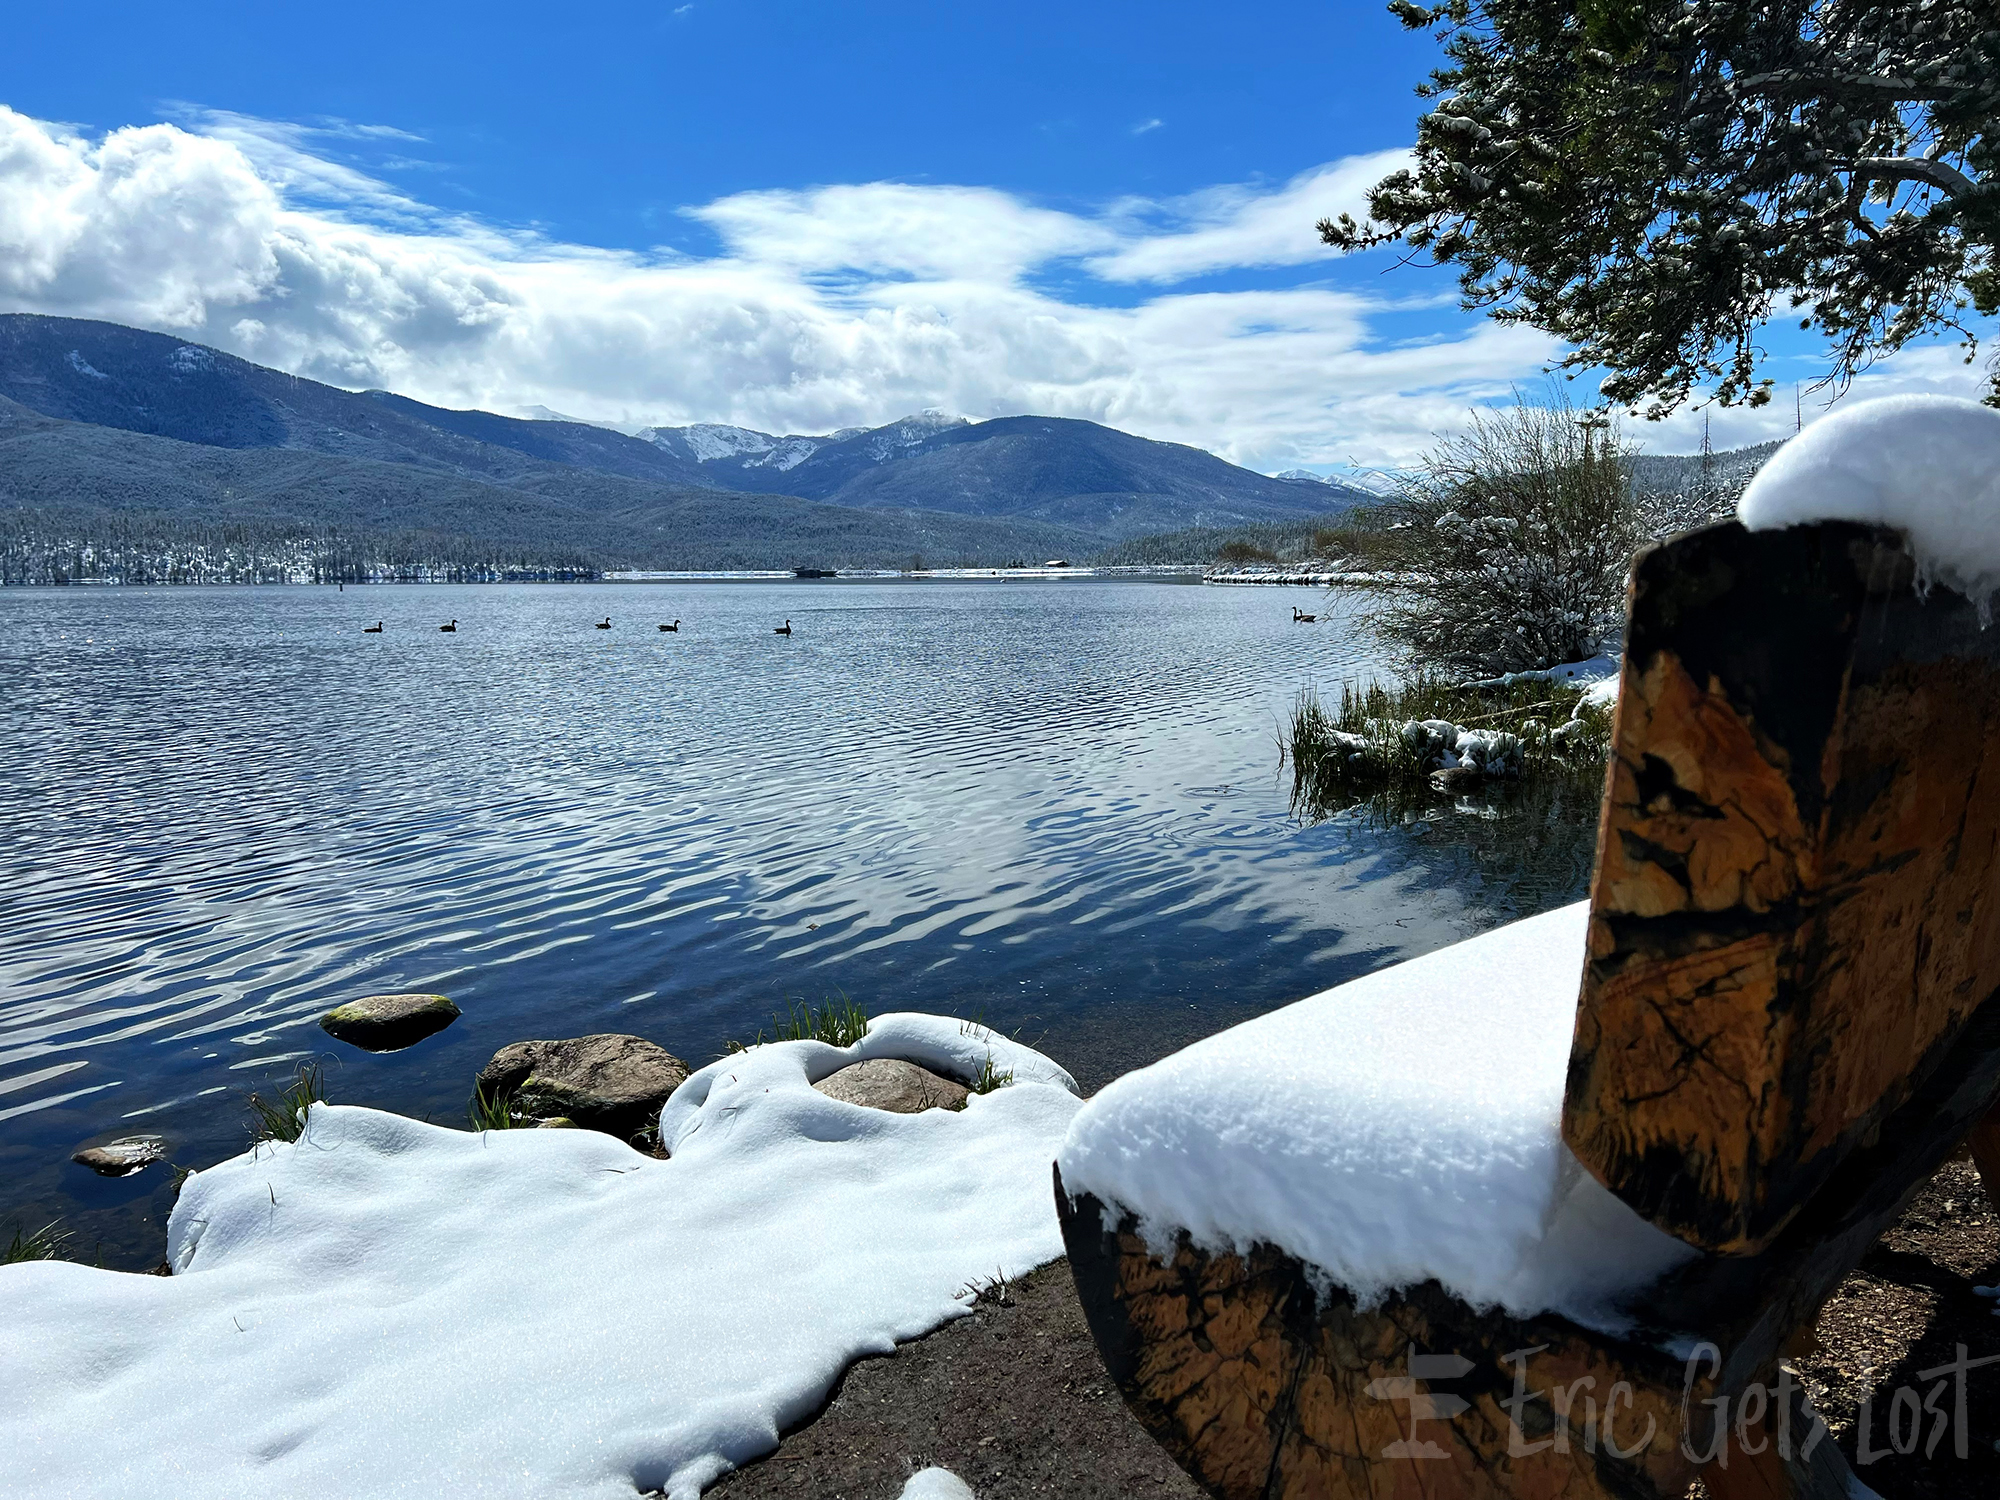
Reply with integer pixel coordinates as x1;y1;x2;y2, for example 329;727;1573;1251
662;1013;1076;1152
900;1469;977;1499
1738;395;2000;617
1057;903;1695;1327
0;1023;1081;1500
1457;654;1620;713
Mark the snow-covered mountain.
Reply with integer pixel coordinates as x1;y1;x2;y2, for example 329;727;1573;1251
643;423;835;472
639;410;969;475
0;316;1371;544
632;410;1372;539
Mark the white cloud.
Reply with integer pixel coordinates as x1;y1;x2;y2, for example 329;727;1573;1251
688;181;1113;283
1133;118;1164;136
1632;341;1996;453
1090;152;1408;284
23;104;1968;470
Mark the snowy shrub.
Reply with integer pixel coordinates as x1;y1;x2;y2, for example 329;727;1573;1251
1369;391;1642;678
1284;676;1613;819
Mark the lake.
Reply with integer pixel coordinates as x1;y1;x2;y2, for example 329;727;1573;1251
0;578;1597;1266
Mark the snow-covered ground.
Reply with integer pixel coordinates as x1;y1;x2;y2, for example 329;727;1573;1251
1201;566;1414;586
1461;652;1619;703
0;1017;1078;1500
1058;903;1694;1328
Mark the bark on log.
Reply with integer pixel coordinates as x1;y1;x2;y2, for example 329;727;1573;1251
1058;1169;1894;1500
1700;1367;1860;1500
1647;980;2000;1394
1565;521;2000;1254
1058;1167;1701;1500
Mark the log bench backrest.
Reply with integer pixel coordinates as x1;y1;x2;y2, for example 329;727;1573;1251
1564;519;2000;1255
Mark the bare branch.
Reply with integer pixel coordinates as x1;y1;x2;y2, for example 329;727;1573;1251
1852;156;1978;199
1732;72;1970;105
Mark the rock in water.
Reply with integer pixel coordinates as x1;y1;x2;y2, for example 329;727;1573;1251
477;1035;690;1140
1429;766;1487;793
71;1136;168;1177
319;993;461;1052
813;1059;970;1113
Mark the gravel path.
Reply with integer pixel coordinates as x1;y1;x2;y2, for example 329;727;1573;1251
705;1259;1203;1500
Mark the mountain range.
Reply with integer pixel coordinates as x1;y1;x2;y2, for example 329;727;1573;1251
0;315;1369;575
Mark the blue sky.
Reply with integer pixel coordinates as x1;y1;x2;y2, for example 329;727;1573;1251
9;1;1438;244
1;1;1984;469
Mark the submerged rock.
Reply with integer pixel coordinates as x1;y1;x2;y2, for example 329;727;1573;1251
477;1035;689;1140
1429;766;1488;794
72;1136;168;1177
814;1059;970;1114
319;993;461;1052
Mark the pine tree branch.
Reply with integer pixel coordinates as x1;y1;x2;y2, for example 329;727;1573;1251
1851;156;1978;199
1731;72;1972;105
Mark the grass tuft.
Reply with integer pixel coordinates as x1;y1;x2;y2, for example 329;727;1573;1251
2;1220;72;1265
968;1052;1014;1095
957;1268;1013;1306
725;992;871;1053
466;1081;523;1132
247;1061;329;1145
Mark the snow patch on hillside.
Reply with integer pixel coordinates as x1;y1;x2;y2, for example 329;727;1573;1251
641;423;833;469
865;410;970;461
680;423;782;461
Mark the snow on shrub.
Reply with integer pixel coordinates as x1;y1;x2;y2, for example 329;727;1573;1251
1284;676;1612;816
1367;390;1641;678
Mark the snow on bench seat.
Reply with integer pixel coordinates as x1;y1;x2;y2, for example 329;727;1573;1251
1057;902;1694;1329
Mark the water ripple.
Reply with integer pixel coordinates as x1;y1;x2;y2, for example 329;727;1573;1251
0;579;1595;1264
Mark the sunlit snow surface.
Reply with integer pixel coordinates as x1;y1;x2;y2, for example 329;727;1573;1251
1058;902;1694;1326
899;1470;977;1499
0;1018;1078;1500
1738;394;2000;616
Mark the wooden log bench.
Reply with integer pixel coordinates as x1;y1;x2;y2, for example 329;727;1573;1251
1055;519;2000;1500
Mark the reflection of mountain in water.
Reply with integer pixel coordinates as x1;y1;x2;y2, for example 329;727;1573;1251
1304;777;1605;927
